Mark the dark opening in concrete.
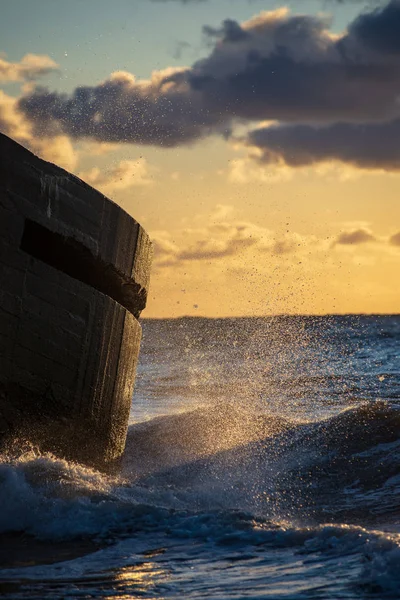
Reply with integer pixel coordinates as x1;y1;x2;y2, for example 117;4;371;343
21;219;145;318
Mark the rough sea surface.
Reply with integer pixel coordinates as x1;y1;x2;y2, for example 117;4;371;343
0;315;400;599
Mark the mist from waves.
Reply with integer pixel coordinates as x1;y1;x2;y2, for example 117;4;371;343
0;315;399;599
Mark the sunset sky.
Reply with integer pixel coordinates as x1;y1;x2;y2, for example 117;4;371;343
1;0;399;317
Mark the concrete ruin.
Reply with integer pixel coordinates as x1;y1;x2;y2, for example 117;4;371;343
0;133;152;469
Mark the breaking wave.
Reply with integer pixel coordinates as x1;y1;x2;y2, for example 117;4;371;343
1;399;400;597
1;401;400;536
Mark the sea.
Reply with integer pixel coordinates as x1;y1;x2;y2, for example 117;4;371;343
0;315;400;599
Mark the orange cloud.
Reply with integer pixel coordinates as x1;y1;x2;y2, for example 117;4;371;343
0;53;58;82
79;158;154;195
0;90;77;170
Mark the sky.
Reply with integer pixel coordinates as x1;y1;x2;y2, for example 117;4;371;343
1;0;399;317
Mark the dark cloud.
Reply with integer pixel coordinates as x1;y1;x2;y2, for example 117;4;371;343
389;232;400;246
203;19;251;43
16;2;400;150
335;229;377;245
18;73;225;147
350;0;400;53
246;119;400;170
172;41;192;60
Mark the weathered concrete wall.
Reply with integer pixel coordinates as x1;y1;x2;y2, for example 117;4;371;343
0;133;152;469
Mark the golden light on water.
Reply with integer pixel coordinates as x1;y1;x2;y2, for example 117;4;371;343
110;560;168;599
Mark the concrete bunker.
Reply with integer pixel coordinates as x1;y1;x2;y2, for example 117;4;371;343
20;218;145;318
0;132;152;469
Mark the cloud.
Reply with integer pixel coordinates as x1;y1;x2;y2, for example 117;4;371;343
18;67;223;147
152;208;328;269
244;118;400;171
152;217;271;267
80;141;120;156
0;53;59;82
79;158;153;194
178;228;258;261
172;41;192;60
350;0;400;54
151;209;400;292
227;156;293;183
225;151;367;183
0;90;30;140
153;224;259;265
152;233;180;260
17;2;400;150
0;90;77;170
34;135;77;171
334;228;377;245
203;19;251;43
270;238;299;255
389;232;400;246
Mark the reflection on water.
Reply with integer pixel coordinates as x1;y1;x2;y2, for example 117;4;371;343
111;561;168;599
0;559;169;600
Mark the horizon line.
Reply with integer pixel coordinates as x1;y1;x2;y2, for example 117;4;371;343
142;313;400;320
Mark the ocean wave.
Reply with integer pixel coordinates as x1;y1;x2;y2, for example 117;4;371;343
1;400;400;543
124;400;400;523
0;511;400;599
1;401;400;598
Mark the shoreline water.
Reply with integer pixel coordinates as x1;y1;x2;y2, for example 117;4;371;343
0;315;399;598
